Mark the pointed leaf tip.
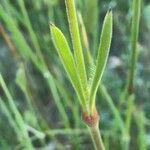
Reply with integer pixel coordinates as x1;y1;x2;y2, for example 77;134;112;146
49;22;55;27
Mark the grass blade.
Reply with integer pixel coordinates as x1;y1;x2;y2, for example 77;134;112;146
0;5;37;63
0;97;20;137
0;74;33;149
17;0;44;61
84;0;99;55
134;110;146;150
127;0;141;94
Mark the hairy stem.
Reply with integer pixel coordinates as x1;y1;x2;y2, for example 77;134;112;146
88;124;105;150
82;108;105;150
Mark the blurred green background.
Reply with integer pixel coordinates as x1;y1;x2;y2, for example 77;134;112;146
0;0;150;149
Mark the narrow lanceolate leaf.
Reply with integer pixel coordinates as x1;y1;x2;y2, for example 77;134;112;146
65;0;88;93
90;11;113;110
50;24;86;107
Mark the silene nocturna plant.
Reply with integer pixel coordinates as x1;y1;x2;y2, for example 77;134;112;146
50;0;112;149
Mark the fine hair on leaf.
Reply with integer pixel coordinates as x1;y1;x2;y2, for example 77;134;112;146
89;11;113;111
50;24;87;109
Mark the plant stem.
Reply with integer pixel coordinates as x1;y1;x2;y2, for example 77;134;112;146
134;110;146;150
127;0;141;95
82;108;105;150
17;0;44;62
0;74;33;149
88;124;105;150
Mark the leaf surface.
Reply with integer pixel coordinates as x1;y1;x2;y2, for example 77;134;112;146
50;25;86;107
90;11;113;109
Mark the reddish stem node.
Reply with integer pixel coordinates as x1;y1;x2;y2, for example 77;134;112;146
81;107;99;127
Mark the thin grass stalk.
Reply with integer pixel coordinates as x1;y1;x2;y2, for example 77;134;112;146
45;128;88;136
99;84;125;132
134;109;146;150
125;95;135;134
103;133;110;150
42;67;80;147
99;84;131;150
84;0;99;57
72;98;82;149
54;78;72;107
54;77;84;149
123;1;141;148
0;97;21;140
0;6;38;64
15;65;45;129
45;72;81;149
55;77;82;131
1;0;22;22
0;23;17;56
78;12;93;66
17;0;44;62
0;74;33;149
119;0;142;105
43;70;70;128
121;95;134;150
16;67;36;114
45;71;81;148
127;0;141;95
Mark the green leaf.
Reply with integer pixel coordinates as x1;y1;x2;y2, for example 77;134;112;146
50;24;86;108
89;11;113;110
65;0;88;93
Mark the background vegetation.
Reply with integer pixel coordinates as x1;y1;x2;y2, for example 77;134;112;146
0;0;150;149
